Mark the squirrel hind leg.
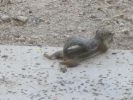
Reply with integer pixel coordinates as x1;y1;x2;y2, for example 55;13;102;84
60;59;79;67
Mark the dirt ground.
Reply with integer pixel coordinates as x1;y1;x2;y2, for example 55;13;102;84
0;0;133;49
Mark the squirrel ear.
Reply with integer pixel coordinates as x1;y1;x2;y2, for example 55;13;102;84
95;29;101;35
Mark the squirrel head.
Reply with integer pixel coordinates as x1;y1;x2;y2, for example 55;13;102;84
95;29;113;43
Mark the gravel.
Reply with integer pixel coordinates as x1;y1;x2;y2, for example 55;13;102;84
0;0;133;49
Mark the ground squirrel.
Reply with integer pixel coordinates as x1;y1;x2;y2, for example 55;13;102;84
44;29;113;68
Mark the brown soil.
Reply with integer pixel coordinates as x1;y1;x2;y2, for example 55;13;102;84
0;0;133;49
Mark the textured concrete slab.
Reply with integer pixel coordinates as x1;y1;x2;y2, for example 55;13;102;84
0;45;132;100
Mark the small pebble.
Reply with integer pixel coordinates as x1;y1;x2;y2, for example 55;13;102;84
1;55;8;58
13;15;28;23
1;14;10;22
20;38;26;42
112;52;117;55
28;39;35;44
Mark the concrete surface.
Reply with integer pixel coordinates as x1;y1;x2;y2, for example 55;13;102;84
0;45;133;100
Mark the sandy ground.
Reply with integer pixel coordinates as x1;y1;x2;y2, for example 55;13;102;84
0;0;133;49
